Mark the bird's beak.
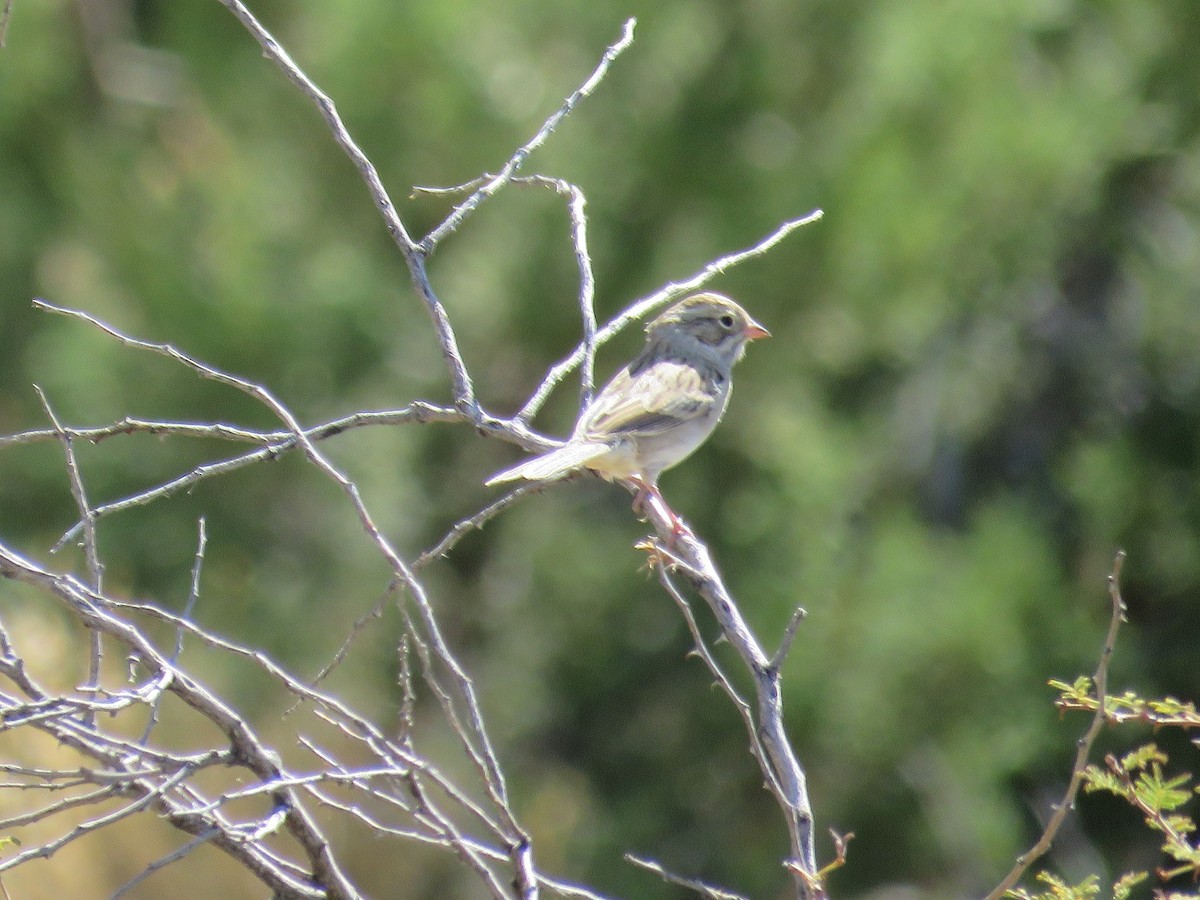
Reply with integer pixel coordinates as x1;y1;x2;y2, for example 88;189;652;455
744;319;770;341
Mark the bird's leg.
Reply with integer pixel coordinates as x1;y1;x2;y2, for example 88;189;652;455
629;478;692;537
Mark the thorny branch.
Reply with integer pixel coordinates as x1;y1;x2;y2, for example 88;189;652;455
625;853;749;900
0;2;826;899
637;506;821;899
34;386;105;729
0;543;358;899
982;551;1129;900
414;173;601;406
418;19;637;253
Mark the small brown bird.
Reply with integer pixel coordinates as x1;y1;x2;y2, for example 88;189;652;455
487;292;769;524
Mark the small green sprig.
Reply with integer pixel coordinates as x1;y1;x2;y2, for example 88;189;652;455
1052;677;1200;729
1081;743;1200;886
1005;870;1147;900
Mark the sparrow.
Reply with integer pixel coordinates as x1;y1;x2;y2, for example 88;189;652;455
487;292;769;528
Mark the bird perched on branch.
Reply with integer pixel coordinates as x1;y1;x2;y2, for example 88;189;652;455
486;292;769;530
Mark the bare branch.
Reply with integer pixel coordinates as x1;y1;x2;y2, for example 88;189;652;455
213;0;477;410
213;0;417;257
0;767;195;873
110;829;222;899
178;517;207;656
649;550;785;801
0;403;468;451
142;518;208;744
414;173;600;410
0;786;116;830
285;587;393;713
420;18;637;252
42;403;532;548
625;853;749;900
415;483;544;569
771;605;808;672
636;503;819;898
0;541;362;899
33;385;105;727
0;416;279;448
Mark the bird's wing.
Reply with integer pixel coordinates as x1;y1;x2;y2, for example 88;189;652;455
581;359;718;440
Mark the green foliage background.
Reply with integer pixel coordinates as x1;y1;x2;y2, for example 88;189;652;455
1;0;1199;897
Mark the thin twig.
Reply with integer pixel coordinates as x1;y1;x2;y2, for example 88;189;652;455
0;766;194;873
413;173;599;409
636;501;819;897
178;517;207;657
214;0;476;410
215;0;415;255
771;606;808;671
109;828;221;899
34;385;104;727
303;707;507;848
302;777;613;900
563;181;598;408
414;483;542;569
983;550;1128;900
651;554;786;801
42;404;530;549
625;853;749;900
0;417;282;448
397;604;519;842
0;541;361;899
283;583;396;718
142;518;207;743
0;787;116;830
0;403;468;451
397;633;416;741
410;176;489;197
420;18;636;252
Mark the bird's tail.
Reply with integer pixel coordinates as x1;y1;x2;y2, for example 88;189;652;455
485;441;611;486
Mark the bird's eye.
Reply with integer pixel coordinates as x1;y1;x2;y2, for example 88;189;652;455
719;314;735;329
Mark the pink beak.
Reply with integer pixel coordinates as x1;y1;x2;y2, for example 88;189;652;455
744;319;771;341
